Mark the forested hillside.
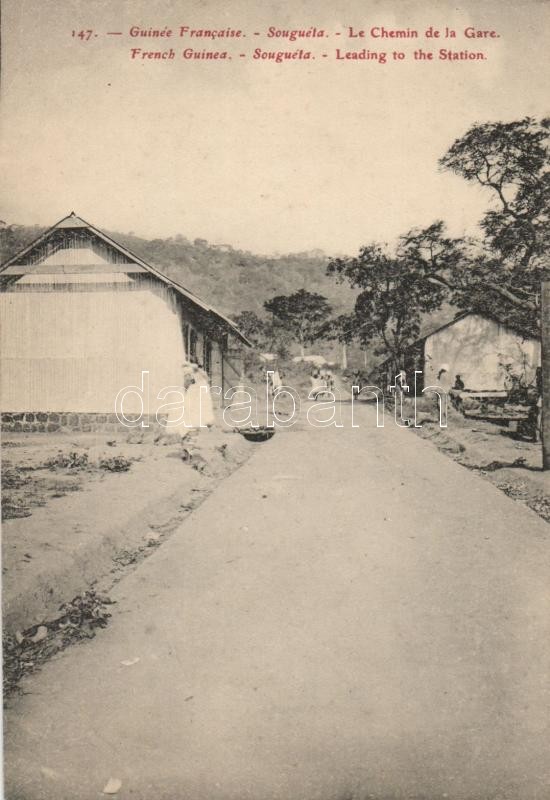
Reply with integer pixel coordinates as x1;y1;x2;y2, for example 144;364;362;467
0;220;462;371
0;223;356;319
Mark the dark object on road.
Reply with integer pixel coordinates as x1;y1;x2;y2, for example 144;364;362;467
237;427;276;443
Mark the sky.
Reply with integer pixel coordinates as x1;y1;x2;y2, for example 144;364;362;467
1;0;548;255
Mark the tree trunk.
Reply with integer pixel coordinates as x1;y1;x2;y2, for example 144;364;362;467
542;280;550;470
341;342;348;369
300;342;305;358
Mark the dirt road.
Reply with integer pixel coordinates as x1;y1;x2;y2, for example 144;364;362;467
5;403;550;800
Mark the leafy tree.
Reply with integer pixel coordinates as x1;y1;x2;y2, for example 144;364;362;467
263;289;332;356
425;117;549;467
233;310;293;357
263;319;294;358
330;118;549;370
316;313;358;370
438;117;549;326
320;313;356;346
393;119;549;339
327;238;451;371
233;311;267;347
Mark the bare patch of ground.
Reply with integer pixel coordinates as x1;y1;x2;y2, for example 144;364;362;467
2;442;134;522
410;404;549;524
1;425;254;636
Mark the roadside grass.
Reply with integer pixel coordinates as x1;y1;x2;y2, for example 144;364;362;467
3;590;114;699
2;448;136;521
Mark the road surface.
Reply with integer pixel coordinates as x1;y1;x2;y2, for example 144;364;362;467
5;403;550;799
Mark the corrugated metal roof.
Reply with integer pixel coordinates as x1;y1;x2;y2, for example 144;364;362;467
54;213;89;229
0;213;251;346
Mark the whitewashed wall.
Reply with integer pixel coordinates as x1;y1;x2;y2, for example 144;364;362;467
1;276;187;413
424;314;541;391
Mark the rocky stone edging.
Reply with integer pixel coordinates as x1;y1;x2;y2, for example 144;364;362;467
1;412;156;433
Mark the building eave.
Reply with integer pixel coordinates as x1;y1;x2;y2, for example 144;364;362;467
0;212;252;347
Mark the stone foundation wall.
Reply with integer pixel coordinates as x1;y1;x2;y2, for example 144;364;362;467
1;412;163;434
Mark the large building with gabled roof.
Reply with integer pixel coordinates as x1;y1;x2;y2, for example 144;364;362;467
0;213;249;430
374;311;540;394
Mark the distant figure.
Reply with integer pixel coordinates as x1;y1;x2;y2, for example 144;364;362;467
529;367;543;442
310;368;326;400
453;374;465;391
192;363;215;427
437;363;451;390
176;362;215;430
165;362;195;439
397;368;408;393
271;368;282;395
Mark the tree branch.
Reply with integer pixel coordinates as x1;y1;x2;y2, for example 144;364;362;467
426;275;536;311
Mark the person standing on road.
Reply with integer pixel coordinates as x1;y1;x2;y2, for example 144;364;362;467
352;369;362;397
186;362;215;429
310;367;325;401
271;367;282;396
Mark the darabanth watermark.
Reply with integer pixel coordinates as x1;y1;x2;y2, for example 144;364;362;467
114;370;448;429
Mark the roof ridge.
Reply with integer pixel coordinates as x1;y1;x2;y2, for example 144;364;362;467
0;214;250;346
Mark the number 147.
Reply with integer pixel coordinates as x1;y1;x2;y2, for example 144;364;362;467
72;30;94;41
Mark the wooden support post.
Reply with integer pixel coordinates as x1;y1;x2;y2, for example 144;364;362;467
542;280;550;471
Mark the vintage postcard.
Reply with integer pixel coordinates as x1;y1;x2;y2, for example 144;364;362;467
1;0;549;798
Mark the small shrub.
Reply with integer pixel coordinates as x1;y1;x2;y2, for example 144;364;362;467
2;467;27;489
45;451;89;470
1;495;31;520
98;456;132;472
